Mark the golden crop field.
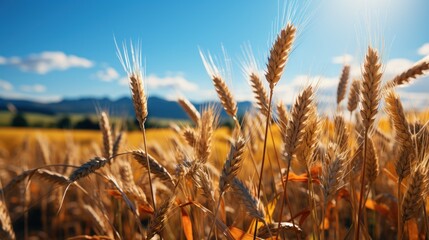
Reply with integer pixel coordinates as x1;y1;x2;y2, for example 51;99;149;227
1;6;429;240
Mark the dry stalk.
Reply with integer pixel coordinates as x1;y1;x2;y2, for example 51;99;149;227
356;46;382;240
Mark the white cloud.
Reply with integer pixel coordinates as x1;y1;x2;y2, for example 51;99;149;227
418;43;429;56
0;79;13;91
120;73;198;92
146;74;198;91
332;54;354;65
20;84;46;93
96;67;119;81
0;91;61;103
0;51;93;74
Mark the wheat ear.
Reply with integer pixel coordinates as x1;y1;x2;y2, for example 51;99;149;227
36;169;70;186
265;23;297;89
200;52;238;119
384;59;429;90
337;64;350;105
219;135;246;192
69;157;108;182
195;107;216;164
365;137;379;184
347;79;361;113
249;72;270;116
147;196;175;239
178;97;201;125
401;166;427;223
356;46;382;240
384;90;413;151
0;199;15;240
99;111;113;159
231;177;265;221
132;150;175;187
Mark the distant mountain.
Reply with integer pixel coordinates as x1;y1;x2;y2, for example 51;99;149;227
0;96;253;120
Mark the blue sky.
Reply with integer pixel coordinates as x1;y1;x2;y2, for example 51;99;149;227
0;0;428;108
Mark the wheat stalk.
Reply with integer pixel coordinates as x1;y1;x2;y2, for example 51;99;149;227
356;46;382;240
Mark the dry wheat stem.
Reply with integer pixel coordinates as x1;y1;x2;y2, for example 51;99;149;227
232;177;265;221
337;65;350;105
356;46;382;240
277;86;314;239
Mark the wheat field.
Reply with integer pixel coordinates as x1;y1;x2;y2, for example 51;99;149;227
1;19;429;240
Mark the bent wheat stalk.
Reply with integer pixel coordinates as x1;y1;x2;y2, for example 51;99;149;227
116;41;156;211
254;22;297;239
